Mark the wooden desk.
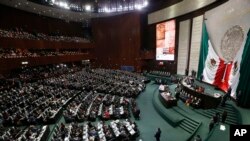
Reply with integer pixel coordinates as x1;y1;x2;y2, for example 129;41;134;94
159;92;177;108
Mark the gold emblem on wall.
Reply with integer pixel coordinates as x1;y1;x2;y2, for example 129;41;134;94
221;25;244;61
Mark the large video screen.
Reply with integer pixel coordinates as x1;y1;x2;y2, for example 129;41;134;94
156;20;176;61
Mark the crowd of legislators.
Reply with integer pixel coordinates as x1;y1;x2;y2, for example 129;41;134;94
1;83;80;126
0;79;14;91
0;28;89;43
0;48;87;59
148;70;178;85
52;119;139;141
0;64;147;140
2;64;81;85
63;92;140;123
0;125;49;141
43;69;146;97
149;70;171;77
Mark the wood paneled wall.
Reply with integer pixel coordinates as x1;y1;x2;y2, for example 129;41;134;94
91;12;142;71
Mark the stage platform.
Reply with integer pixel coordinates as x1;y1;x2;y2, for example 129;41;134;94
152;81;242;141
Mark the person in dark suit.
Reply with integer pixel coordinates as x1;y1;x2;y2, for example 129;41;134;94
236;90;242;106
216;112;220;123
212;114;218;124
221;87;232;107
209;119;214;132
136;108;141;120
155;128;161;141
175;84;181;101
221;111;228;123
226;87;232;100
200;74;203;82
194;135;202;141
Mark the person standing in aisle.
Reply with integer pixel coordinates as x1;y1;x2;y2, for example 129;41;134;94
221;110;228;123
194;135;202;141
154;128;161;141
209;119;215;132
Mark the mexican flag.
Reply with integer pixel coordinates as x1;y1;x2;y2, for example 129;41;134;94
197;23;240;94
202;41;233;92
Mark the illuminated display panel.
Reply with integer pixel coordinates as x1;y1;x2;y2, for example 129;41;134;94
156;20;176;61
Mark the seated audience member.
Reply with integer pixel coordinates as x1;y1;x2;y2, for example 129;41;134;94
175;84;182;100
191;98;202;108
185;96;192;106
103;110;110;120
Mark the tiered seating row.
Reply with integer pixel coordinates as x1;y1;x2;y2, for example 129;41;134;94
0;125;49;141
51;120;139;141
1;84;80;126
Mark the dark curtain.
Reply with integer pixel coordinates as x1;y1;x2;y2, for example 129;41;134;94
236;29;250;108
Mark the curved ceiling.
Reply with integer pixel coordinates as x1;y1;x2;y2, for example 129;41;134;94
0;0;182;22
0;0;134;22
28;0;149;13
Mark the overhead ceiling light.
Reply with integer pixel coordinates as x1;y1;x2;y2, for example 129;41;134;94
58;1;69;9
135;4;142;10
104;7;110;13
85;5;91;11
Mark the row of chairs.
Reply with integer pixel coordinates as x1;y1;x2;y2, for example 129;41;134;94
179;90;202;108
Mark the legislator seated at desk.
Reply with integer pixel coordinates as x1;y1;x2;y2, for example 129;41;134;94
196;86;205;93
159;92;177;108
159;84;169;92
184;76;194;85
